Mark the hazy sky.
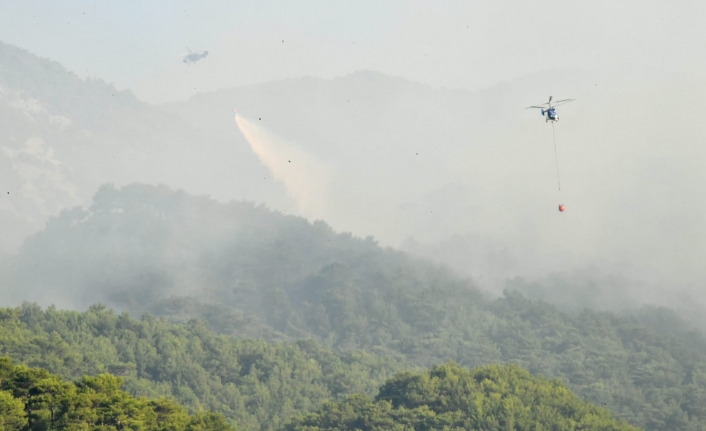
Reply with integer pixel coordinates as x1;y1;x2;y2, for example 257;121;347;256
2;0;704;103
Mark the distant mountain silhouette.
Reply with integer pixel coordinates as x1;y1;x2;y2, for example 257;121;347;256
3;41;706;296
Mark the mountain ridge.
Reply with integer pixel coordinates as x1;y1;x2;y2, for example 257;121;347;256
4;182;706;431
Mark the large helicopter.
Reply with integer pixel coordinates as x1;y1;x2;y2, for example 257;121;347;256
181;47;209;65
526;96;575;123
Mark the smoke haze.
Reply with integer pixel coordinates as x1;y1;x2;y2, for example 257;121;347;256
0;2;705;325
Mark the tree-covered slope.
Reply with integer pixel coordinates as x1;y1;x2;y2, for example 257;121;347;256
0;304;404;431
5;184;706;431
0;356;232;431
0;42;282;255
285;362;639;431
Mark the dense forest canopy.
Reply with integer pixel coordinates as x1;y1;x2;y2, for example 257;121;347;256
0;356;232;431
285;363;639;431
4;185;706;430
0;304;404;431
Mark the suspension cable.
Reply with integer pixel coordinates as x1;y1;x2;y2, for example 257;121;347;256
552;122;562;193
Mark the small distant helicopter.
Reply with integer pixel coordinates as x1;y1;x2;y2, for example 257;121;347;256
526;96;575;123
181;47;209;65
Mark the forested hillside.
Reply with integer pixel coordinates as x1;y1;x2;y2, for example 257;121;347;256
4;183;706;431
0;42;282;255
0;304;404;431
0;356;232;430
285;363;639;431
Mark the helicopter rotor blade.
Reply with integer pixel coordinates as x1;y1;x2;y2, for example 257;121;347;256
549;95;553;104
551;99;575;107
525;106;547;109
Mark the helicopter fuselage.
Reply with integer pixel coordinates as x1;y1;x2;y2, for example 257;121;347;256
541;108;559;122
